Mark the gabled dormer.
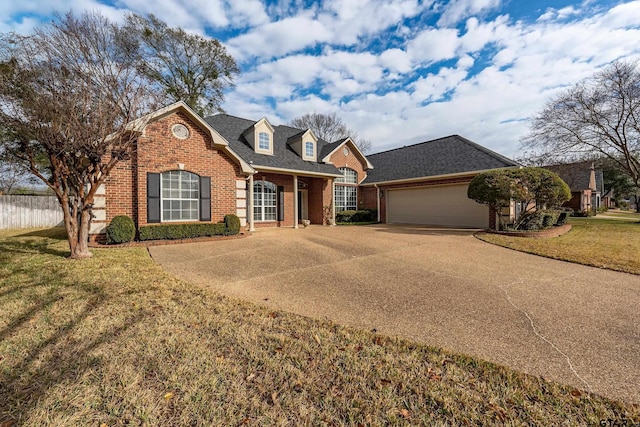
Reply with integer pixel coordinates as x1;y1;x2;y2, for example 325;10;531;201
242;117;275;155
287;129;318;162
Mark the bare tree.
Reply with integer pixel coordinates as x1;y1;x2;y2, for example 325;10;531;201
289;112;372;153
124;14;239;116
0;12;162;258
0;158;24;194
521;60;640;193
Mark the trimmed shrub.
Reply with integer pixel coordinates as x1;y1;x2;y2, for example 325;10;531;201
336;210;357;223
336;209;377;223
106;215;136;244
139;223;227;241
519;209;561;231
224;214;241;235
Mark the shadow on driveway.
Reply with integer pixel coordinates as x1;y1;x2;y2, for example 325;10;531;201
150;224;640;404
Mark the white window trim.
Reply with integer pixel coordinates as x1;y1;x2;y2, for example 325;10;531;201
303;140;316;161
336;167;358;184
258;132;270;151
254;179;277;222
335;184;357;212
160;171;200;222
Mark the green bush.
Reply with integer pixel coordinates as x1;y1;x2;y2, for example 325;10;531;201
224;214;241;235
336;210;357;222
106;215;136;244
597;206;609;213
519;210;561;231
139;222;227;241
336;209;377;223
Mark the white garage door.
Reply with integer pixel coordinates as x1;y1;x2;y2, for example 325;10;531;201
386;184;489;228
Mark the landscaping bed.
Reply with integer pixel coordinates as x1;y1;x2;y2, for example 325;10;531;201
484;224;572;239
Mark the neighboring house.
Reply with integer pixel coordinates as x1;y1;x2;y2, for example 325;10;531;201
545;162;603;214
88;102;519;241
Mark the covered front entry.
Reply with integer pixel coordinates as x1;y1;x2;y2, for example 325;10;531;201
248;173;333;229
386;184;489;228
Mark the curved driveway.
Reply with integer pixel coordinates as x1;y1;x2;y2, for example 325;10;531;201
149;225;640;404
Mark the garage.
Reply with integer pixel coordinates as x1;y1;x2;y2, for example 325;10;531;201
386;184;489;228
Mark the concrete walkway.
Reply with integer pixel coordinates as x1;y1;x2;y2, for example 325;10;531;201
149;224;640;404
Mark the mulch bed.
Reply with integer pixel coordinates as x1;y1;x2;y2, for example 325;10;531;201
89;232;249;248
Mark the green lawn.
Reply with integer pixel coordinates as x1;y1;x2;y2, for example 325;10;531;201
1;228;638;425
476;213;640;274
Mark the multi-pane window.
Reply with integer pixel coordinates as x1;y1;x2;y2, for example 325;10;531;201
336;167;358;184
258;132;270;150
254;180;277;221
161;171;199;221
335;167;357;211
305;141;314;158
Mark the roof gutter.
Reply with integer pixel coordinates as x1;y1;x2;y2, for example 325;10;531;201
360;166;520;187
253;165;342;178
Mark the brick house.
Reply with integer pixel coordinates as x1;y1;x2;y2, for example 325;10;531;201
89;102;518;241
545;162;604;214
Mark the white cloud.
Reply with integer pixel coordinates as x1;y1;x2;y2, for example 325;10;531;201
436;0;502;27
379;48;413;73
4;0;640;159
319;0;427;45
407;27;460;64
226;13;332;60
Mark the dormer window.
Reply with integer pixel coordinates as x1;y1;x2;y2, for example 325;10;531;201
259;132;270;151
304;141;315;158
242;118;275;155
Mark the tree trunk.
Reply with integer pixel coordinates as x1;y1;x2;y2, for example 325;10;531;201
60;193;93;259
74;209;93;259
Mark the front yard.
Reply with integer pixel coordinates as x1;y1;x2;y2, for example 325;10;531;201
1;227;639;425
476;213;640;275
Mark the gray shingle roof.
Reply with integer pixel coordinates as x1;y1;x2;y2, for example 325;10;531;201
205;114;342;176
545;162;600;192
319;138;348;160
362;135;519;184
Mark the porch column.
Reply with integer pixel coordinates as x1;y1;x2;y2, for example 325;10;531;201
248;174;255;232
293;175;299;229
331;179;336;226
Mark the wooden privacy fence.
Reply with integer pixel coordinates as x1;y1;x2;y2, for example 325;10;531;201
0;195;64;229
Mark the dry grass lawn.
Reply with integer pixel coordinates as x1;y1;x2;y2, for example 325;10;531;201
476;214;640;275
1;227;639;425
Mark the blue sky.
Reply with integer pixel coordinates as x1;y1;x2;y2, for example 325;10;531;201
2;0;640;157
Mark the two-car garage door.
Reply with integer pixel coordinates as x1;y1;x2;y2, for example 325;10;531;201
386;184;489;228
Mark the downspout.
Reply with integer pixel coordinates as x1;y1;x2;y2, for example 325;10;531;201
374;184;380;223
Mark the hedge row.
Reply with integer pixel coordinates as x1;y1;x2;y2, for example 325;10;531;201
336;209;377;223
106;213;242;243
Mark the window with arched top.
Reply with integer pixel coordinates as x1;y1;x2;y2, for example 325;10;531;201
335;167;358;211
254;180;277;221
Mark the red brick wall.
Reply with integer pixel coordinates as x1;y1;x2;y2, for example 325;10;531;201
308;177;332;224
329;143;369;212
360;186;378;212
252;173;294;227
328;144;368;183
104;111;243;230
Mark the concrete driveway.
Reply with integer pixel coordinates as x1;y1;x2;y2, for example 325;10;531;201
149;224;640;404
